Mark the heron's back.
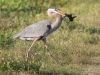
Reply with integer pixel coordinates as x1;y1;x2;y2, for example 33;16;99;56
13;20;52;40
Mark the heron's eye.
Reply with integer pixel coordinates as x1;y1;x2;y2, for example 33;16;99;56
51;12;54;13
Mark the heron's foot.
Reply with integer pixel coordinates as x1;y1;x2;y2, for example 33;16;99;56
46;51;63;66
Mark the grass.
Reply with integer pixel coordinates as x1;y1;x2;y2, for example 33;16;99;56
0;0;100;75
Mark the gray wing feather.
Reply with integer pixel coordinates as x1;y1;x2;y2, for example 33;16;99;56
13;20;52;40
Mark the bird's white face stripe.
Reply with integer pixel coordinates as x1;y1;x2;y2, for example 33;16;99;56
47;9;58;13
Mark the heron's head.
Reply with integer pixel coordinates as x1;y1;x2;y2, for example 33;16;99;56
47;6;65;18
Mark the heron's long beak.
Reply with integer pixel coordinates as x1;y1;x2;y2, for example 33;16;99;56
57;10;66;16
57;10;77;21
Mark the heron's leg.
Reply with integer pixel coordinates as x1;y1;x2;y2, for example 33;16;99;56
42;39;60;64
26;38;38;61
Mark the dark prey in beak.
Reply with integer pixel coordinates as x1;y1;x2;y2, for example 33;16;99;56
65;14;77;21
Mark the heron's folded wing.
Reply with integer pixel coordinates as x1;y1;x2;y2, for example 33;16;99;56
13;20;52;39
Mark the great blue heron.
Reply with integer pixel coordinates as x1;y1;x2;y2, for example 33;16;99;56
13;6;76;64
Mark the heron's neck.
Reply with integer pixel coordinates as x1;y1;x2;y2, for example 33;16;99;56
52;15;62;29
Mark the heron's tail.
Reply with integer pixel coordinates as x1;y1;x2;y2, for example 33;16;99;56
13;33;20;39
